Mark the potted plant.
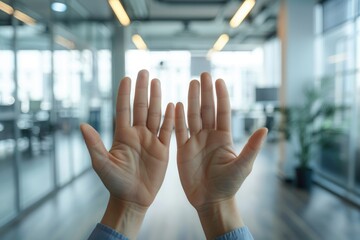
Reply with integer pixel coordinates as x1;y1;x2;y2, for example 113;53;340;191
276;84;346;190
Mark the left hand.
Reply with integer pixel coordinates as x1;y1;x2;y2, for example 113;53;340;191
175;73;267;239
81;70;174;238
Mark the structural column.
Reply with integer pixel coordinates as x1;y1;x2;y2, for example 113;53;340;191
277;0;315;179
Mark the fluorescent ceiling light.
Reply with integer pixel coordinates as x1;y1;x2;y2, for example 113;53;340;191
0;1;14;15
14;10;36;25
55;35;75;49
212;34;229;51
0;1;36;26
108;0;131;26
51;2;67;12
229;0;256;28
132;34;147;50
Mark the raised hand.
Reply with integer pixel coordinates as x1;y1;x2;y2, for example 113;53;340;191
81;70;174;239
175;73;267;239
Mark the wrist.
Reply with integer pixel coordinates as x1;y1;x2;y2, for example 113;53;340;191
196;198;244;240
101;195;148;239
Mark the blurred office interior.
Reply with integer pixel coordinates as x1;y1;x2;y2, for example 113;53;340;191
0;0;360;239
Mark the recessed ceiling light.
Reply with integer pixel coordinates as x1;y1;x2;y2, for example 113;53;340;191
212;34;229;51
132;34;147;50
108;0;131;26
229;0;256;28
51;2;67;12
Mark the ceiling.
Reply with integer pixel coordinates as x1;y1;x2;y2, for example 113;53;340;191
0;0;280;51
124;0;279;51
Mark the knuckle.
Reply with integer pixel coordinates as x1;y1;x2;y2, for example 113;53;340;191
217;109;230;116
201;105;214;112
134;102;148;109
148;111;160;118
116;107;129;114
188;112;200;119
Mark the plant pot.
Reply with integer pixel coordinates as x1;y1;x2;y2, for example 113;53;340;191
295;167;313;190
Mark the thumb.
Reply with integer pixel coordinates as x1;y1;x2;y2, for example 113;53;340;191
80;123;108;171
235;128;268;171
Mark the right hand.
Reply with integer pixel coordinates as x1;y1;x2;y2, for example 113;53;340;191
175;72;267;209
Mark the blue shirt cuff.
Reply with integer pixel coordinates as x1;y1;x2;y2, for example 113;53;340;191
88;224;253;240
215;226;254;240
88;223;129;240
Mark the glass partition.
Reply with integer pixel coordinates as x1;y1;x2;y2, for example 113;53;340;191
72;49;92;176
53;47;76;185
315;1;360;198
53;31;93;183
317;74;353;184
355;17;360;191
0;1;16;224
316;20;354;186
15;1;55;207
356;70;360;190
0;1;112;229
98;49;113;148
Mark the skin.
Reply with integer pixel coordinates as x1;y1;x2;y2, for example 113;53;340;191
175;73;268;239
81;70;267;239
81;70;174;239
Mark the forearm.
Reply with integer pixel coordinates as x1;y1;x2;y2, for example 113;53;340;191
196;198;245;240
100;196;147;239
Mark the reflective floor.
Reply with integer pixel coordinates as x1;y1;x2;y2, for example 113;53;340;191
0;160;16;223
0;137;360;240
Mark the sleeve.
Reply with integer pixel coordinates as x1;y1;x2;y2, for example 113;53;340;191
215;226;254;240
88;223;129;240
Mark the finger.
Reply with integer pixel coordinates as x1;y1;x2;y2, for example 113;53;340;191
188;80;201;136
236;128;268;171
215;79;231;132
133;70;149;126
175;102;188;147
159;103;175;146
147;79;162;134
80;123;108;171
115;77;131;128
200;72;215;129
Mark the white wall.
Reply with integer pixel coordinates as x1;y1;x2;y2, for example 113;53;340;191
277;0;316;179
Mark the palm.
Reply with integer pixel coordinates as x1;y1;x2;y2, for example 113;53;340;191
100;127;168;205
81;70;174;207
175;73;267;209
178;130;245;207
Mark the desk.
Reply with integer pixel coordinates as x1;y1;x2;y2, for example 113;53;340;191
231;110;265;142
17;112;52;157
18;116;33;156
0;104;15;114
57;109;80;134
